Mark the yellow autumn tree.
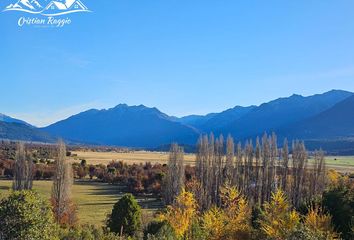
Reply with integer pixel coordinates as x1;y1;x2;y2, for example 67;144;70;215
221;185;252;240
202;206;225;240
259;190;300;239
327;169;341;188
327;169;349;190
202;185;252;240
304;206;338;239
159;188;197;238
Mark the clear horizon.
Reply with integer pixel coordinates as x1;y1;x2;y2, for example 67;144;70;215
1;1;354;126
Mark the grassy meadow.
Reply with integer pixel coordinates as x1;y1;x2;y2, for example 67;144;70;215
0;180;162;226
308;155;354;172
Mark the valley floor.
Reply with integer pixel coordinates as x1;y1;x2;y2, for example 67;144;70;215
0;180;162;226
69;150;354;173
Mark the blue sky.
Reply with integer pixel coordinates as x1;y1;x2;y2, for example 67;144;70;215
1;0;354;127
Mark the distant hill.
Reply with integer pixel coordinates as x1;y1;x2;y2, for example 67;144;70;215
0;113;33;127
219;90;353;139
176;113;217;128
200;106;256;132
281;94;354;140
0;121;54;143
176;106;255;132
43;104;200;148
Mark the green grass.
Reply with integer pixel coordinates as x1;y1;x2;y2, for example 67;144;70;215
323;156;354;166
0;180;162;226
307;156;354;172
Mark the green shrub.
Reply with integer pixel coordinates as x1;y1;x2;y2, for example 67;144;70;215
144;221;165;240
322;185;354;239
287;226;330;240
146;223;176;240
187;219;206;240
0;190;58;240
59;225;120;240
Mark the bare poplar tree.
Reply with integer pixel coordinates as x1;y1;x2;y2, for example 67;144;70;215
213;135;224;206
195;136;204;208
12;142;33;191
254;137;261;204
261;133;270;203
195;135;211;209
244;140;253;197
281;138;289;192
224;135;234;185
196;133;226;209
309;149;326;199
51;140;76;226
165;143;185;204
291;140;308;207
269;133;277;194
236;142;243;191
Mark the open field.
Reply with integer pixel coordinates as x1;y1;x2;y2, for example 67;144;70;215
69;150;196;165
308;156;354;173
0;180;162;226
69;150;354;172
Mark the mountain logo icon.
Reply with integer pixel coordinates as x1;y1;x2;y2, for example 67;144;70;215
3;0;90;16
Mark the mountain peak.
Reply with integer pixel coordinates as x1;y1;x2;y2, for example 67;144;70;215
43;104;199;147
290;93;303;98
113;103;129;109
327;89;351;94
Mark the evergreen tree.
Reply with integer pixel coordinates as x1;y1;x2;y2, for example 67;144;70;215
107;194;142;236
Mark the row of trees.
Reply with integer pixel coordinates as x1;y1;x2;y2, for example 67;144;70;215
3;144;168;196
161;133;354;239
186;133;327;209
153;170;354;240
155;186;339;240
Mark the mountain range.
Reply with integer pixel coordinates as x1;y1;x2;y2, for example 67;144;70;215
1;90;354;153
0;114;53;143
42;104;199;148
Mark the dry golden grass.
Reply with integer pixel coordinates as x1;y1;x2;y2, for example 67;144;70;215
69;150;196;165
68;150;354;173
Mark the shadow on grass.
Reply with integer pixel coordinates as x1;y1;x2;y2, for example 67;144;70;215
0;186;10;191
73;180;164;210
80;202;118;206
74;181;123;197
138;198;164;210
